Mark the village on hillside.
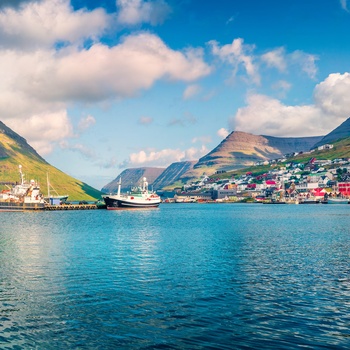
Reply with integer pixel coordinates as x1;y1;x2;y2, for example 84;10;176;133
168;143;350;204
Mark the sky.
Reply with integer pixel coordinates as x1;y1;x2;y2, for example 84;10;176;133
0;0;350;189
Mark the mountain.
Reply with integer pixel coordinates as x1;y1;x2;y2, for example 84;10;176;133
0;121;101;200
151;161;196;190
312;117;350;149
101;167;165;193
182;131;323;179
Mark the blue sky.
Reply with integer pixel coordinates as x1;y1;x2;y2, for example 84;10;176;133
0;0;349;189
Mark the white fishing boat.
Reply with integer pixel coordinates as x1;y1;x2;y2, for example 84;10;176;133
0;165;46;211
327;197;349;204
103;177;161;209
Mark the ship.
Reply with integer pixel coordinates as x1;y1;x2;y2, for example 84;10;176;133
102;177;161;209
0;165;46;211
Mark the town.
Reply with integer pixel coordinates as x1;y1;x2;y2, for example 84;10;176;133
169;144;350;204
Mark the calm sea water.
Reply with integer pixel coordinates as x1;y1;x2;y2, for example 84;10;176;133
1;203;350;349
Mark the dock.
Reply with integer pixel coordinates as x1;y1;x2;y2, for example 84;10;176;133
45;204;98;211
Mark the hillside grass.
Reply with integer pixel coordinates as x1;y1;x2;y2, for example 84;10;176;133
0;133;101;200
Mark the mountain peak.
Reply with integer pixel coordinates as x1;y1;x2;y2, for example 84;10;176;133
194;130;322;172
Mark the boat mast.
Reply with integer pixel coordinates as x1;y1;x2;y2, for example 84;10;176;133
19;165;24;185
47;172;50;198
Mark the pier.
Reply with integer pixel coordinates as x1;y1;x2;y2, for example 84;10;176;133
45;204;98;210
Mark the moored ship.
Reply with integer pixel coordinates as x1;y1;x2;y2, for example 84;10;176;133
0;165;46;211
103;177;161;209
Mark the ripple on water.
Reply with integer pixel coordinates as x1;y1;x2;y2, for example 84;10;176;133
1;205;350;348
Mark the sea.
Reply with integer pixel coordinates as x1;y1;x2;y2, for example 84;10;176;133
1;203;350;349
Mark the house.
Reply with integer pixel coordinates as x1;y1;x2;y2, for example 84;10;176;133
317;144;333;151
338;182;350;196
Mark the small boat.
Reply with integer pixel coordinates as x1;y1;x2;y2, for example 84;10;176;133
102;177;161;209
298;198;320;204
327;197;349;204
44;173;68;205
0;165;46;211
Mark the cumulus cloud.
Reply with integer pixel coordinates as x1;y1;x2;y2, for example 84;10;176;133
0;29;210;155
209;38;260;84
0;0;108;50
12;34;211;103
121;145;208;167
138;116;154;125
313;72;350;117
231;72;350;137
217;128;229;139
183;84;201;100
116;0;171;26
4;110;73;155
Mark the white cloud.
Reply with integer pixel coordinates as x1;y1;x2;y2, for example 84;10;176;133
0;0;108;50
314;72;350;117
209;38;260;84
231;72;350;137
217;128;229;139
261;47;286;72
121;146;208;167
78;115;96;131
4;110;73;155
116;0;171;26
0;31;210;155
183;84;201;100
16;34;211;103
233;94;324;136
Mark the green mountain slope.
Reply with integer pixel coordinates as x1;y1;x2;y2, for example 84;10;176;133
0;121;101;200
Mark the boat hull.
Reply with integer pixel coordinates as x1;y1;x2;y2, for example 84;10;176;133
103;196;160;209
299;200;320;204
327;198;349;204
0;201;46;211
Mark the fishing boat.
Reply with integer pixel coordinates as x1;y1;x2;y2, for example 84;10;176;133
44;173;68;204
327;197;349;204
0;165;46;211
102;177;161;209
